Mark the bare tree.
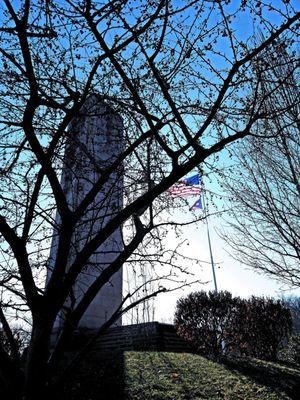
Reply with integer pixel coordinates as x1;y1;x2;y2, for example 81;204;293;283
221;40;300;288
0;1;299;399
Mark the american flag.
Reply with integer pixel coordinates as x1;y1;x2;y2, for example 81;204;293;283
167;184;202;197
167;173;201;197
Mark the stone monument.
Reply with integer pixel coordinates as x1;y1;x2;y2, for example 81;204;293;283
47;95;123;331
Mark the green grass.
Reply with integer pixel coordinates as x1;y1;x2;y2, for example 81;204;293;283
62;351;300;399
124;352;295;400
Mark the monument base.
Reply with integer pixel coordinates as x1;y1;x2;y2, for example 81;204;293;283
51;322;191;356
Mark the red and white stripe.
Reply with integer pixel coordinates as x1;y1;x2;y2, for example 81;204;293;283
167;184;201;197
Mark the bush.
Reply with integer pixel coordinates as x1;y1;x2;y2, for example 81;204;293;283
174;291;292;361
237;297;293;360
174;291;238;360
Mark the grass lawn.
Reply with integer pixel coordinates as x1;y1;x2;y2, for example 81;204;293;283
62;351;300;399
124;352;297;400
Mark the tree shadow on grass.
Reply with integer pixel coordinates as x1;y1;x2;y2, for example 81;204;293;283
156;352;201;400
124;351;198;400
221;356;300;400
55;350;300;400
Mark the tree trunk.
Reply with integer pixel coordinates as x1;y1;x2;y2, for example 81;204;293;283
23;322;53;400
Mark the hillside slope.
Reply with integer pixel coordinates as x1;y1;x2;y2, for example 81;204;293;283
62;351;300;400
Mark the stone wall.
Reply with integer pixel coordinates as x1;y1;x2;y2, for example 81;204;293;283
67;322;192;358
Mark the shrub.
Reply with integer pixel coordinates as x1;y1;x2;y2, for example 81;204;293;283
174;291;238;360
175;291;292;361
237;297;293;361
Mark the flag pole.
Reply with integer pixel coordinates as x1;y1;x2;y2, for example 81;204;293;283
201;184;218;292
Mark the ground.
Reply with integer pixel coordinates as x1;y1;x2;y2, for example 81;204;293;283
61;351;300;400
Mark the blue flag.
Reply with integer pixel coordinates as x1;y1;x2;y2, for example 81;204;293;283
189;197;203;211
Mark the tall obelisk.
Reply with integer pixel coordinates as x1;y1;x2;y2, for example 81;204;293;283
47;95;123;330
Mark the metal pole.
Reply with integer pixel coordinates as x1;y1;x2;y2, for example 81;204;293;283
202;186;218;292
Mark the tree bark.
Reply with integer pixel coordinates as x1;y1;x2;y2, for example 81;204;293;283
23;321;53;400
